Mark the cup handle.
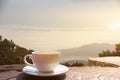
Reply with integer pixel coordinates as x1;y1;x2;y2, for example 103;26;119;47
24;54;34;67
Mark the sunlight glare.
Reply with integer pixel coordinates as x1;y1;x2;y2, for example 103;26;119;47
109;20;120;31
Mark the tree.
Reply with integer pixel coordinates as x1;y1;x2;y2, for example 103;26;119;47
0;36;2;41
99;43;120;57
115;43;120;53
99;49;112;57
0;35;34;65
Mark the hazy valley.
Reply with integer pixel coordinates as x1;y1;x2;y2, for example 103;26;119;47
60;43;115;62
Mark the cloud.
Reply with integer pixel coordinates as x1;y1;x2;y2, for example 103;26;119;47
15;27;53;32
0;24;98;32
0;0;120;32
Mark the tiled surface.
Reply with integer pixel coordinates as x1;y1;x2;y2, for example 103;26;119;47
1;67;120;80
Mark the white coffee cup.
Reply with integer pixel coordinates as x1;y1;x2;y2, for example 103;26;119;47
24;51;60;72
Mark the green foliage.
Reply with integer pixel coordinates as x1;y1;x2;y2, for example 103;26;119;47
115;44;120;53
61;60;84;67
99;43;120;57
0;36;34;65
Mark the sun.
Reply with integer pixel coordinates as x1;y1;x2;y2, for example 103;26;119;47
109;20;120;30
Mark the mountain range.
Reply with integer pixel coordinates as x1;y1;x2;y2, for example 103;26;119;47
59;43;115;62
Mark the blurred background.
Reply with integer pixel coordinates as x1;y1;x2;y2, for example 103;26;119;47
0;0;120;66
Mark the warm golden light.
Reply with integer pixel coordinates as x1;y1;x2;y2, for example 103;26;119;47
109;20;120;30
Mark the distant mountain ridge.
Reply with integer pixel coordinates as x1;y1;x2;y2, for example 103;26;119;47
60;43;115;61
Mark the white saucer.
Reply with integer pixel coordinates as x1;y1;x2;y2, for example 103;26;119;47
23;64;69;76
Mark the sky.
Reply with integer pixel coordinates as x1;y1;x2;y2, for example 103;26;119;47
0;0;120;51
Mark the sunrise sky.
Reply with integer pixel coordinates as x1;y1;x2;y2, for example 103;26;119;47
0;0;120;51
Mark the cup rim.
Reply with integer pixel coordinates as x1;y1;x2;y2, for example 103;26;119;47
32;51;60;54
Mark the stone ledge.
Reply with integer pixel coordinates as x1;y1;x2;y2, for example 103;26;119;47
88;57;120;67
0;64;25;71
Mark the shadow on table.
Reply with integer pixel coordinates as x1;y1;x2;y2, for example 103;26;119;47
16;72;66;80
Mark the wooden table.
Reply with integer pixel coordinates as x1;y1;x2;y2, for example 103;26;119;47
2;67;120;80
